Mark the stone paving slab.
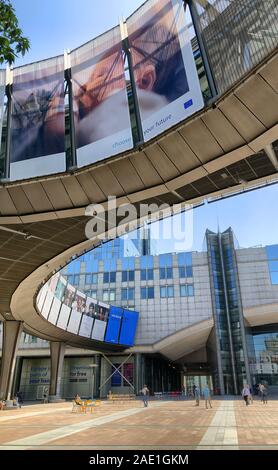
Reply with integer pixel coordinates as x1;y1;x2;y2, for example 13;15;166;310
1;399;278;450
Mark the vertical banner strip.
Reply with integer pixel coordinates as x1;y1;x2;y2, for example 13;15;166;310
71;26;133;168
10;55;66;181
0;69;6;156
126;0;204;142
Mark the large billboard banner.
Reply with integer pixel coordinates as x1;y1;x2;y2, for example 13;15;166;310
71;26;133;168
10;56;66;181
0;70;5;149
127;0;203;142
104;306;123;344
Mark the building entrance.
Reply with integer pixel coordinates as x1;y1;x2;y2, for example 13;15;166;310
184;375;213;397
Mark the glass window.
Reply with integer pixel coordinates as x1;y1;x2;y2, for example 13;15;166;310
122;271;128;282
141;287;154;299
266;245;278;260
167;286;174;297
110;272;116;283
180;285;187;297
179;266;186;278
188;284;194;296
92;273;98;284
67;275;73;284
186;266;193;277
159;253;172;268
141;269;146;281
128;288;134;300
103;272;109;283
90;290;97;298
103;290;115;301
103;290;109;301
110;290;116;301
141;287;147;299
147;287;154;299
270;272;278;284
85;274;92;284
103;272;116;283
140;255;153;269
147;269;153;280
269;260;278;271
160;267;172;279
73;275;79;286
167;267;173;279
160;286;166;298
121;288;128;301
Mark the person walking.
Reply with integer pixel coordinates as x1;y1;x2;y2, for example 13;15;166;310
203;384;212;409
194;385;200;406
16;391;23;408
242;384;251;406
261;384;268;404
141;385;150;407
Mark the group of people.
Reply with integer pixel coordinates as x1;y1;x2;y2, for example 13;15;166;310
242;383;268;405
0;391;23;410
192;384;213;409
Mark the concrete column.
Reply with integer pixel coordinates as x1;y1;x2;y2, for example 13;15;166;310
0;321;23;400
94;354;101;398
49;341;66;402
134;353;143;395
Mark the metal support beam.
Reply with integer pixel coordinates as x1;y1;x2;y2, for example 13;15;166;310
99;353;134;391
186;0;218;98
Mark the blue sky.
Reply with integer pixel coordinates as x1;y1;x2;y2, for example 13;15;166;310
10;0;278;252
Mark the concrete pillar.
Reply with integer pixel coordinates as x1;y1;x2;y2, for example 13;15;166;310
0;321;23;400
49;341;66;402
134;353;143;395
94;354;101;398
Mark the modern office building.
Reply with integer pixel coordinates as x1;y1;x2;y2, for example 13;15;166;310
1;226;277;400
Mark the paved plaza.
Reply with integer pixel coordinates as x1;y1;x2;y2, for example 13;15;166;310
0;398;278;450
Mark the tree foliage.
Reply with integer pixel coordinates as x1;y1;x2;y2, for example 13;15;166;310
0;0;30;65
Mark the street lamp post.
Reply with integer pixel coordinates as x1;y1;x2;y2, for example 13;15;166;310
89;364;98;401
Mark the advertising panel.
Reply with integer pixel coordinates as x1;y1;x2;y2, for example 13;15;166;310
55;276;67;301
10;55;65;181
127;0;203;142
41;290;54;320
119;309;139;346
56;304;71;329
91;319;107;341
37;283;49;313
71;26;133;168
67;310;82;334
0;70;5;148
104;306;123;344
78;296;97;337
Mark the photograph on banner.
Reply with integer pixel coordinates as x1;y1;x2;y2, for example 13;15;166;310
91;301;109;341
71;290;86;314
0;70;5;149
70;26;133;168
78;296;97;337
55;275;67;302
49;272;59;293
63;284;76;308
127;0;204;141
10;56;66;181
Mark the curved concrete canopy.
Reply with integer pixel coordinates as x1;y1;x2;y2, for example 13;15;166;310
0;50;277;353
243;303;278;327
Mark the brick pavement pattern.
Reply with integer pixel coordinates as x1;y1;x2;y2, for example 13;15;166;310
0;399;278;449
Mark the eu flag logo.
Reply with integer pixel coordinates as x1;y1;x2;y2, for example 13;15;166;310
184;99;193;109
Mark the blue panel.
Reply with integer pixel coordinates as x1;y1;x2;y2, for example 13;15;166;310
266;245;278;260
104;306;123;344
119;310;139;346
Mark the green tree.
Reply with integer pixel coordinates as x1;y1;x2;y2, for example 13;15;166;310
0;0;30;65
